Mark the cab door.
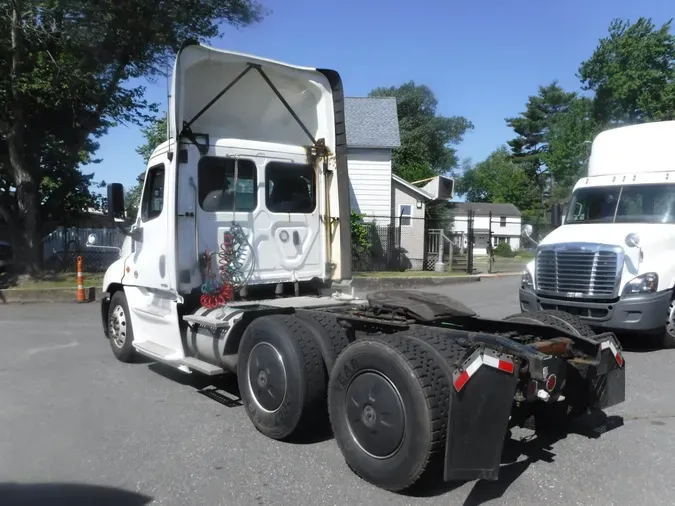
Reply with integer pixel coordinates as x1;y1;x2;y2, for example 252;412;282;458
123;160;170;290
255;160;323;282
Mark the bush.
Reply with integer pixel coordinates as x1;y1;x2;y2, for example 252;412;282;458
350;211;370;252
494;242;515;257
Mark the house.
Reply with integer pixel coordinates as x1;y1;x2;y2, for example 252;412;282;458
344;97;451;270
344;97;456;270
446;202;522;255
344;97;402;224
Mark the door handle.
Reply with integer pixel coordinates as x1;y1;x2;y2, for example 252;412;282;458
293;231;300;246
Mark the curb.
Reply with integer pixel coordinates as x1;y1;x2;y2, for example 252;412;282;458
0;287;103;304
0;272;524;303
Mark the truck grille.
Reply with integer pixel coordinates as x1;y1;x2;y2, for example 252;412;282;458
535;245;622;298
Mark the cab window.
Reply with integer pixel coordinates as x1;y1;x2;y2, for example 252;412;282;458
198;157;257;212
141;164;165;222
265;162;316;213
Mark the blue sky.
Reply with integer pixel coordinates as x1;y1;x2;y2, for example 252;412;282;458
90;0;674;190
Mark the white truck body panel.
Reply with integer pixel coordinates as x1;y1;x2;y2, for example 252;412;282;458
521;121;675;335
101;43;352;363
588;121;675;177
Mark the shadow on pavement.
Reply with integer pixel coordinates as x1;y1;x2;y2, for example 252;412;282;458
146;361;335;444
614;332;665;354
407;409;624;503
0;483;152;506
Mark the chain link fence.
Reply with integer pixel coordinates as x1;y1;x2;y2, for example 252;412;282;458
351;211;533;274
43;227;125;273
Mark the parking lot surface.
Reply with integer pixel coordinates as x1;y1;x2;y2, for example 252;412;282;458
1;277;674;505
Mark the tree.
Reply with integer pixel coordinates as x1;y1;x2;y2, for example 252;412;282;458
541;97;599;200
0;0;265;275
578;17;675;124
368;82;473;182
505;81;578;199
456;146;539;213
126;114;168;219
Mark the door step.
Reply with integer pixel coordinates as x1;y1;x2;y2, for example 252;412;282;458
134;341;226;376
181;357;224;376
134;341;176;360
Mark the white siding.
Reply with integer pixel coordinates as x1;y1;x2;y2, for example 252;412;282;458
450;214;522;255
392;181;426;270
348;148;392;224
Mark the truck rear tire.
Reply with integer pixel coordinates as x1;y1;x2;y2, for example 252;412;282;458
661;298;675;349
505;309;596;337
328;335;450;492
107;291;136;363
295;310;351;373
237;315;327;441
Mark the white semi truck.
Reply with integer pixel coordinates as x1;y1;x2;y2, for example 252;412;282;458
93;41;626;493
520;120;675;349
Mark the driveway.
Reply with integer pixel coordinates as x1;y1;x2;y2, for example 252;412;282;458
0;277;673;505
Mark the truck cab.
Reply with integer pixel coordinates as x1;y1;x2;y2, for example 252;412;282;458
519;120;675;348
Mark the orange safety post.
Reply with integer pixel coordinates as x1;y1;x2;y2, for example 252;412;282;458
76;256;86;303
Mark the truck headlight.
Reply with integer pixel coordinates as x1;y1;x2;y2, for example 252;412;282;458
521;270;533;288
622;272;658;295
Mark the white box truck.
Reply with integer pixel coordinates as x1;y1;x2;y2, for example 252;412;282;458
520;120;675;348
91;41;626;493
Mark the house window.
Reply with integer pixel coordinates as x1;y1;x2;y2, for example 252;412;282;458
399;204;412;226
141;164;165;222
265;162;316;213
500;216;507;227
198;157;257;212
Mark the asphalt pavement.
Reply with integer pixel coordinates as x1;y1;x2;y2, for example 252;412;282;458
1;277;674;506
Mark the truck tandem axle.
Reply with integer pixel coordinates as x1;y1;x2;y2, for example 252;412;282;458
100;287;626;493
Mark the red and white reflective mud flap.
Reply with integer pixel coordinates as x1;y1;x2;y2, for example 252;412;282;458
591;334;626;410
444;346;520;482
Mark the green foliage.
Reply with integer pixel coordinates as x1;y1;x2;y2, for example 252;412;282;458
505;82;578;196
0;0;265;273
578;17;675;124
541;97;599;199
137;115;169;166
493;242;514;257
368;82;473;181
350;211;371;253
457;147;539;213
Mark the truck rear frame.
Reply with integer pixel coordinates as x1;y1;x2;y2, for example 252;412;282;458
100;287;625;492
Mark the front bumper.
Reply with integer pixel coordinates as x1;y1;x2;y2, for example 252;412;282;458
519;285;672;333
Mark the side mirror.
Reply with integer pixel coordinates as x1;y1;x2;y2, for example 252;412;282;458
551;203;562;228
107;183;125;220
521;224;538;246
625;233;640;248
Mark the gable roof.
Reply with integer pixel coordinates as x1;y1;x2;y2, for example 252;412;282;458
344;97;401;149
447;202;522;217
392;174;433;200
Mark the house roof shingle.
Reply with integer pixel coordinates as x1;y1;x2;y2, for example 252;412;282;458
344;97;401;149
447;202;522;217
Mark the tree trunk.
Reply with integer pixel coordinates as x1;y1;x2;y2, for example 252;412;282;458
6;0;43;276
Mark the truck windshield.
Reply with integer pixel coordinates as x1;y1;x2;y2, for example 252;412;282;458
566;183;675;224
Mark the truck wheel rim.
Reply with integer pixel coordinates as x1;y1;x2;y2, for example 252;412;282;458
667;300;675;338
247;342;287;413
110;305;127;348
345;370;405;459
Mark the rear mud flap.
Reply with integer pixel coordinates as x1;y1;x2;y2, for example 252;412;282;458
589;339;626;410
444;347;519;482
